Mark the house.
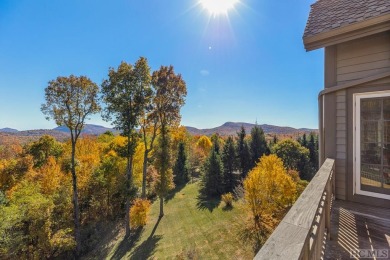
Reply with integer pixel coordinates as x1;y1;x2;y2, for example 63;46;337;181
305;0;390;207
256;1;390;259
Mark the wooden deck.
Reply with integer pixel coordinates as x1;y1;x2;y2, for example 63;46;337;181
324;200;390;260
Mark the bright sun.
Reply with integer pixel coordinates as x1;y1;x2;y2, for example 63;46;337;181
199;0;239;15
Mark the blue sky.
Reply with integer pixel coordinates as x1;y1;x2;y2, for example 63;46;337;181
0;0;323;130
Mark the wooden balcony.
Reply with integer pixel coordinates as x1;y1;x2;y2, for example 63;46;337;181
255;158;390;260
324;200;390;259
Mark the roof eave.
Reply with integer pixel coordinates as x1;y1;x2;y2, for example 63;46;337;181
303;13;390;51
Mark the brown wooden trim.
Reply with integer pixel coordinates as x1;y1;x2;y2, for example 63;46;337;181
324;93;337;161
318;95;324;166
303;13;390;51
319;71;390;97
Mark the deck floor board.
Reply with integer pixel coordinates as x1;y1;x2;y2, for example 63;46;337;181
324;200;390;259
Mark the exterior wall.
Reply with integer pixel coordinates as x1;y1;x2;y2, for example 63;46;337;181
336;31;390;85
321;90;347;200
324;46;347;200
323;31;390;205
346;80;390;208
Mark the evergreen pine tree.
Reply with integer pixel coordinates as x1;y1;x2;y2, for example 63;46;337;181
237;126;252;178
211;133;221;154
250;125;268;167
222;136;237;193
308;133;319;171
273;135;278;145
173;142;189;186
202;147;224;197
301;133;308;148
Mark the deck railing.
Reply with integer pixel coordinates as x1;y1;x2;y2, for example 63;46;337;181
254;158;335;260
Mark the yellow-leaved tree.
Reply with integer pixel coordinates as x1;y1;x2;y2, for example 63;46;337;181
132;142;146;188
243;154;297;246
196;135;212;159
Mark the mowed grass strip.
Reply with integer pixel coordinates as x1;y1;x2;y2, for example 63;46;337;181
106;182;254;259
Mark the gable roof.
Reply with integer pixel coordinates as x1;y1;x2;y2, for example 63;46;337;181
304;0;390;39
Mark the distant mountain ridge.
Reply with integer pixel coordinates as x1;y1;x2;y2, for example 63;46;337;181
0;129;70;143
53;124;118;135
0;122;317;140
185;122;317;136
0;128;19;133
0;125;117;142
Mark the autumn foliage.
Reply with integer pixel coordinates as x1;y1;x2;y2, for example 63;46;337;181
221;192;234;207
130;198;152;228
243;154;297;246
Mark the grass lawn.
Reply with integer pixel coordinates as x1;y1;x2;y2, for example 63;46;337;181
89;182;254;259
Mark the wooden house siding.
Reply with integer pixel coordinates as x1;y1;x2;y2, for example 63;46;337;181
336;31;390;84
335;90;347;200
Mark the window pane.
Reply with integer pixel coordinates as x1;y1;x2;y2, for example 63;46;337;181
361;143;381;164
384;121;390;143
361;121;380;143
359;96;390;194
384;144;390;166
361;164;381;187
383;98;390;120
383;167;390;189
361;99;381;120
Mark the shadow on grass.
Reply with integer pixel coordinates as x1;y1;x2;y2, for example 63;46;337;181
130;235;162;259
222;204;233;211
80;221;122;259
164;182;187;203
129;216;163;259
110;227;143;260
196;191;221;212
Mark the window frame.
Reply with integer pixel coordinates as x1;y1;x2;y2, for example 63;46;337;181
354;90;390;200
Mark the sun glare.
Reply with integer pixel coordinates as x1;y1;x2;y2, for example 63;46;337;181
200;0;239;15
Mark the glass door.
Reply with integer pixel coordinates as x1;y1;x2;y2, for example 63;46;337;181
356;94;390;199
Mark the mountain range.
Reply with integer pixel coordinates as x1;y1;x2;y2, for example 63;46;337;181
0;122;317;140
186;122;316;136
53;124;118;135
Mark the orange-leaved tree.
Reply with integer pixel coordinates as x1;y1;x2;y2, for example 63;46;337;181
243;154;297;244
41;75;100;256
152;65;187;217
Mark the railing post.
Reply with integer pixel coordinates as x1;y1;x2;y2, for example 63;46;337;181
325;182;331;240
332;164;335;198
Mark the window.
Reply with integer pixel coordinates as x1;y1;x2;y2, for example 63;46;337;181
355;91;390;200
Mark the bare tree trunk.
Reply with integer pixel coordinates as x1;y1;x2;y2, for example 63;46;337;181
141;150;149;198
71;141;81;258
125;155;133;237
159;196;164;217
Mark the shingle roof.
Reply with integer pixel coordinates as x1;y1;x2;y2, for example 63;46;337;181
303;0;390;38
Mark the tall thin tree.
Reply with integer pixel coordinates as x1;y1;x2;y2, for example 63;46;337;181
101;58;152;236
41;75;101;256
237;126;251;178
173;141;189;186
202;146;224;197
152;65;187;217
308;133;319;170
140;104;159;198
222;136;237;193
250;124;268;167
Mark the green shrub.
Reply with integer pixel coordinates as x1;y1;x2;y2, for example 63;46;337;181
221;192;233;207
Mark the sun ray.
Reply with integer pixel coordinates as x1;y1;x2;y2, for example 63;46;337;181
199;0;239;16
